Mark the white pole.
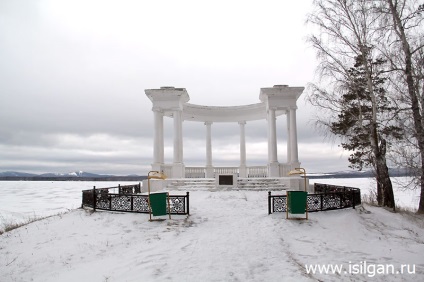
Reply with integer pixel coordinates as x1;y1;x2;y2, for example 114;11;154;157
289;107;299;164
239;121;247;178
153;109;164;167
268;109;278;164
205;121;212;167
173;110;183;164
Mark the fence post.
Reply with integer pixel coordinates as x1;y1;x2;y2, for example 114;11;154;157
118;184;121;194
92;186;96;211
352;190;356;209
186;192;190;215
268;191;272;215
358;189;361;204
320;193;323;211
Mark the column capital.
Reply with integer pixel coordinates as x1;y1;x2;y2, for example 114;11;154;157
152;107;164;113
267;108;277;122
268;106;279;111
238;121;246;125
171;109;183;117
204;121;213;126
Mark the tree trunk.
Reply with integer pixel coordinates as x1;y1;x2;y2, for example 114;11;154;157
378;139;396;210
419;175;424;214
386;0;424;213
376;165;383;206
371;122;395;209
363;47;395;209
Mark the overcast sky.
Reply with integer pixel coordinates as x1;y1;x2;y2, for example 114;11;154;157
0;0;352;175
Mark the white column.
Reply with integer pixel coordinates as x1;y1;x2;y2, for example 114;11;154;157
205;122;214;178
205;122;212;166
152;109;164;171
286;111;292;163
267;109;278;163
289;107;299;164
173;110;184;178
173;110;183;163
239;121;247;178
267;109;279;177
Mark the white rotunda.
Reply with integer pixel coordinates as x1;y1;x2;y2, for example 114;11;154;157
144;84;308;191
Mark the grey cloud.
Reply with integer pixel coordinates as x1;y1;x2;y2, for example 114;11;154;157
0;1;352;175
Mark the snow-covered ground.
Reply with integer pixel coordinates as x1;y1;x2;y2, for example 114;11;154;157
0;179;423;281
0;177;420;229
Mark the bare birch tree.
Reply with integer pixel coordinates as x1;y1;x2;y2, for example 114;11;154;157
307;0;397;209
377;0;424;213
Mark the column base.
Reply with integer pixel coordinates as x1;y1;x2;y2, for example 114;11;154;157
151;163;163;173
290;161;301;168
287;177;310;192
142;178;168;193
239;165;247;178
172;163;185;179
206;166;214;178
268;162;280;177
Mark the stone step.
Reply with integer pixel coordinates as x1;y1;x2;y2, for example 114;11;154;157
237;179;282;183
166;179;216;190
165;178;287;191
237;179;287;191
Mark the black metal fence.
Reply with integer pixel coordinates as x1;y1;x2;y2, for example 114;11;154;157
268;183;361;214
82;184;190;215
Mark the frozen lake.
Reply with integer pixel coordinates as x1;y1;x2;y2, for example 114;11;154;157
0;181;137;229
0;177;420;231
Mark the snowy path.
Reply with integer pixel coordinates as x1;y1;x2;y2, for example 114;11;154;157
162;191;313;281
1;190;423;282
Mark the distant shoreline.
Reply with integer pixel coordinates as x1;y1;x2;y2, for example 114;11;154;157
0;173;412;181
0;176;147;181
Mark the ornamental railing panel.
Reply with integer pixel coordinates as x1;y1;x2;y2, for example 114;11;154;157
82;184;190;215
214;167;239;175
268;183;361;214
247;166;267;178
184;165;269;178
185;167;206;178
133;196;150;212
169;195;187;214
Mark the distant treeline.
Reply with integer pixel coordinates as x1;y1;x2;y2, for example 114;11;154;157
0;176;148;181
0;169;411;181
308;169;412;179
